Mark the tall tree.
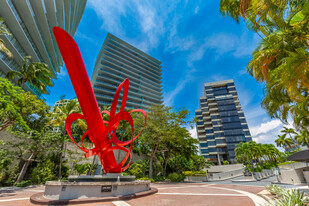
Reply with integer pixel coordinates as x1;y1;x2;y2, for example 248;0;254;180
49;98;84;178
10;130;61;184
295;130;309;149
6;56;53;94
0;17;13;58
0;78;49;132
275;134;293;151
135;105;193;178
220;0;309;129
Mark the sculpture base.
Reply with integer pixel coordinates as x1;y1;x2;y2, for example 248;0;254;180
68;174;135;182
30;180;155;205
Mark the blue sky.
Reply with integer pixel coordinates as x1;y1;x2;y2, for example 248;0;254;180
43;0;293;147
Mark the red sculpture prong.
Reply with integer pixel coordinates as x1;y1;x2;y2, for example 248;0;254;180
53;27;146;173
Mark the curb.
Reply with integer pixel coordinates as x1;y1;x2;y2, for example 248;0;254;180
30;187;158;205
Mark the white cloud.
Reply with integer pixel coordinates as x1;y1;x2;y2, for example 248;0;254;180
163;72;194;106
58;67;68;79
189;126;198;139
250;119;295;149
251;119;283;137
201;32;260;58
88;0;128;35
194;6;200;15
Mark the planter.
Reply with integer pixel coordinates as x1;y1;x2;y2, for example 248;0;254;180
185;175;207;182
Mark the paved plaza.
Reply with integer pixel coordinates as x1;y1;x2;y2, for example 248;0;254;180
0;181;271;206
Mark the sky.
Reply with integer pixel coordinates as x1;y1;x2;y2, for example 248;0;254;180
43;0;294;148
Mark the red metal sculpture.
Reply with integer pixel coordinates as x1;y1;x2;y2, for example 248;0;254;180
53;27;146;173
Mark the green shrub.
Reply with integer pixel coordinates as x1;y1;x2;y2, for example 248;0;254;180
138;177;154;183
223;160;229;165
16;180;31;187
266;185;285;197
127;162;143;178
73;163;92;175
168;173;185;182
270;189;309;206
153;175;166;182
253;165;263;172
31;159;56;184
122;172;130;176
182;171;207;176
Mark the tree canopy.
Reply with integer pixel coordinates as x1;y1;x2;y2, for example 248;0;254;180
220;0;309;129
0;77;49;132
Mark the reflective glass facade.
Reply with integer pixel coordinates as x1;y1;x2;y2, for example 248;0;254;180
195;79;252;164
90;33;163;110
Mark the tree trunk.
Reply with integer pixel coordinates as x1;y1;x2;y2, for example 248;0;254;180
88;155;97;175
58;135;65;179
149;143;159;179
163;152;169;177
15;153;34;185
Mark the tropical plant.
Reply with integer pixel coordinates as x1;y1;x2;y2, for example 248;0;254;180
295;130;309;149
235;141;280;171
49;98;84;178
6;56;53;94
275;134;293;151
0;17;13;58
220;0;309;129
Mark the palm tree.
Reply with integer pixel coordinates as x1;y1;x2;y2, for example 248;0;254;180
275;134;293;151
281;127;297;140
6;56;53;94
219;0;309;129
281;127;299;149
295;130;309;149
50;98;85;178
0;17;13;58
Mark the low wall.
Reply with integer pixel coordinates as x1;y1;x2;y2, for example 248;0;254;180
278;168;306;185
207;164;243;173
279;162;308;170
253;169;274;180
209;169;243;181
185;176;208;182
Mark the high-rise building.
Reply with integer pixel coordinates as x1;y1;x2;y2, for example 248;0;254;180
90;33;163;110
0;0;87;97
195;79;252;165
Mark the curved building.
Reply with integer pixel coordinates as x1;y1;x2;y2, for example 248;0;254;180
0;0;87;97
91;33;163;110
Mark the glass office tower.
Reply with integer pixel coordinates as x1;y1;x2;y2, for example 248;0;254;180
90;33;163;110
195;79;252;165
0;0;87;97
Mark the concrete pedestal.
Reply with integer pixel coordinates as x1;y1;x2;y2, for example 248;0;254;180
44;180;150;200
30;175;156;205
68;173;135;182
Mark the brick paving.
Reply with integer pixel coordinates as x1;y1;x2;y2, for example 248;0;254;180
0;183;267;206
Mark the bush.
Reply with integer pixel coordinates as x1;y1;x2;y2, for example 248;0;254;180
31;159;56;184
16;180;31;187
153;175;166;182
139;177;154;183
168;172;185;182
223;160;229;165
266;185;285;197
127;162;143;178
73;163;92;175
270;188;309;206
182;171;207;176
